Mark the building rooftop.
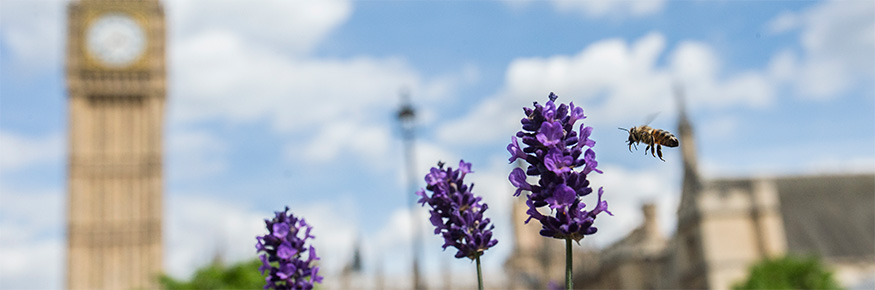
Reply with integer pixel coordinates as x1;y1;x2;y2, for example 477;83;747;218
775;173;875;260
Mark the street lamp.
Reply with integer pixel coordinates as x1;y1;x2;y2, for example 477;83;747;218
397;88;425;290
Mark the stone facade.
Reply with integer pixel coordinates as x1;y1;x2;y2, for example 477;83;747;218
65;1;166;289
579;173;875;290
574;204;669;289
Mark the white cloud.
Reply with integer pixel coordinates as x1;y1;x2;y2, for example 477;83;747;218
166;129;229;180
293;200;360;274
364;206;459;282
0;238;63;290
767;49;798;83
169;31;453;131
436;97;518;146
698;115;739;142
669;41;775;109
293;121;391;164
552;0;666;18
437;32;776;146
166;0;351;56
0;187;63;241
0;131;64;173
165;194;360;280
370;208;418;267
437;33;667;145
164;194;263;279
160;1;482;281
441;1;874;150
168;30;470;169
0;186;64;290
669;41;719;82
403;141;461;188
767;11;800;35
508;0;666;19
0;0;66;75
165;0;464;131
585;164;680;247
164;0;477;171
766;0;875;99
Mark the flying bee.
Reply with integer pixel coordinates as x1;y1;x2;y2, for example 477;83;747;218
619;125;679;161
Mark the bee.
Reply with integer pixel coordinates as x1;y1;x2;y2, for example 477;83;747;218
619;125;679;161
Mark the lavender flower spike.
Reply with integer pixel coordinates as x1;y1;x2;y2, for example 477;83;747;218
417;160;498;260
507;92;612;242
255;206;323;290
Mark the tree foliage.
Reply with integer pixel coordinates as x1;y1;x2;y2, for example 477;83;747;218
159;258;267;290
733;255;842;290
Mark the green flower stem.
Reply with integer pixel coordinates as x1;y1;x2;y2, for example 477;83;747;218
566;238;572;290
476;254;484;290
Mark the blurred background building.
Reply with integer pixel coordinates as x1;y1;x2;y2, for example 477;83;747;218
65;0;166;289
543;96;875;290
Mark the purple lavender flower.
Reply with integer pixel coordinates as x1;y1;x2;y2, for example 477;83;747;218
416;160;498;260
255;206;323;290
507;92;612;242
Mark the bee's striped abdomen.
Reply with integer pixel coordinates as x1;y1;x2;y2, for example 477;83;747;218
652;129;679;147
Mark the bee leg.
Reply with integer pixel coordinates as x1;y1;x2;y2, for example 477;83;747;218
657;145;665;162
650;143;657;158
645;144;651;155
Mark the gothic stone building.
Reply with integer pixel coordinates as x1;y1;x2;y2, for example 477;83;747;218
505;101;875;289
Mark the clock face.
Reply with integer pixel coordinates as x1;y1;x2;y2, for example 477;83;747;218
86;13;146;67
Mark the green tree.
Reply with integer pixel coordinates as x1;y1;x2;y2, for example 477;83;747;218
733;255;843;290
159;258;267;290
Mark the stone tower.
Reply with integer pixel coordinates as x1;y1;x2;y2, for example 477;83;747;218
671;84;707;288
65;1;166;289
669;85;787;290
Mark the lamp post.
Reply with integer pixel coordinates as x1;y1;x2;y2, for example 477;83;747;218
397;88;425;290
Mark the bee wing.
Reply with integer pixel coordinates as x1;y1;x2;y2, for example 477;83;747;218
643;112;660;126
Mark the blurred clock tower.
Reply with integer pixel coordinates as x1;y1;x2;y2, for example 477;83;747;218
65;0;165;289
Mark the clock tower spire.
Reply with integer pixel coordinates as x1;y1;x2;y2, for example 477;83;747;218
65;0;165;289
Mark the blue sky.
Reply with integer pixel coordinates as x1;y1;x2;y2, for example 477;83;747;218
1;0;873;289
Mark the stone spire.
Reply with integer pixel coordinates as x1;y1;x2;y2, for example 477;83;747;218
675;84;703;219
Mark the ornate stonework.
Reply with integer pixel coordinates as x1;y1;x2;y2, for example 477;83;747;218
66;1;166;289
